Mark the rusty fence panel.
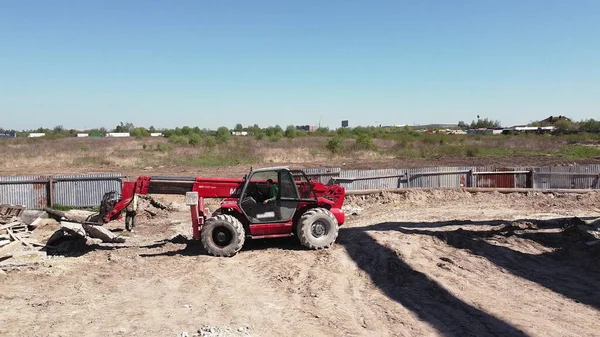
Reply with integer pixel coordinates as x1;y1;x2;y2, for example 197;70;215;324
0;174;122;209
0;175;49;209
472;167;533;188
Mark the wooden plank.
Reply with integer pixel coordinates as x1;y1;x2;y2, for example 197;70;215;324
7;228;34;250
0;262;40;270
0;221;22;231
21;239;50;248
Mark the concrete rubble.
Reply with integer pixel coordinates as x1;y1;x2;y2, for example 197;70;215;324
195;325;253;337
44;208;127;244
0;204;127;271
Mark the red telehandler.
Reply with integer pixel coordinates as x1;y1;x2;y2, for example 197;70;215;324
98;167;346;257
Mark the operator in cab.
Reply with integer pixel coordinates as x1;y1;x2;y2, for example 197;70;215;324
263;179;278;204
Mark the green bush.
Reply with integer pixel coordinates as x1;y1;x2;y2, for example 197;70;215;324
216;126;230;144
156;143;172;152
326;136;344;153
269;134;282;142
284;125;297;139
355;133;374;150
132;127;150;138
169;135;188;145
205;136;217;148
188;133;201;146
336;127;352;138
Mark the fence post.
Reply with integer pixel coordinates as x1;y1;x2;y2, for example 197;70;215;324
406;172;410;188
527;170;534;189
467;169;473;187
47;178;54;208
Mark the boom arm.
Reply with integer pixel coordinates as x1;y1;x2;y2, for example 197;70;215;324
102;176;244;222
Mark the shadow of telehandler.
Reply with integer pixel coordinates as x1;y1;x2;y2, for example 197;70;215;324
338;225;529;336
367;218;600;310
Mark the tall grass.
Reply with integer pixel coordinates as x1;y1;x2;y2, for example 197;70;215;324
1;133;599;173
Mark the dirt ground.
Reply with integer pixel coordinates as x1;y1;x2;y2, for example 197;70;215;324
1;190;600;337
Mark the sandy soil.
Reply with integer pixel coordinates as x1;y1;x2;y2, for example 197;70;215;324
1;191;600;337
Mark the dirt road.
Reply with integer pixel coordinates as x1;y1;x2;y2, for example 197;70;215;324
1;191;600;337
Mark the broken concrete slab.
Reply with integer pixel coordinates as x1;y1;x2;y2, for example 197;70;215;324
20;210;47;227
60;222;87;239
63;210;98;223
83;224;125;243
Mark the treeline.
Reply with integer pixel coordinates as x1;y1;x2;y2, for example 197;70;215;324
530;118;600;134
2;118;600;141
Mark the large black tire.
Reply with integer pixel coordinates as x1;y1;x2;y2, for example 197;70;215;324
297;208;339;250
201;214;245;257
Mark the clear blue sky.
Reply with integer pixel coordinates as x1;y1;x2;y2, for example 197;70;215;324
1;0;598;131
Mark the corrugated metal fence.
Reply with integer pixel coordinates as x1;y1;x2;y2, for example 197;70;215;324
321;165;600;191
0;174;122;209
1;165;599;209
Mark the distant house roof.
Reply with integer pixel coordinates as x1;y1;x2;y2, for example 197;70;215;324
541;115;571;124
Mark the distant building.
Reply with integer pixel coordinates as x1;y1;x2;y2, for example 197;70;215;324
502;126;555;135
231;131;248;136
28;133;46;138
0;132;16;138
76;133;89;137
106;132;130;138
296;125;317;132
541;115;571;124
150;133;163;137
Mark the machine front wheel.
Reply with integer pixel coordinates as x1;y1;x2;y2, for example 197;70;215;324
296;208;339;250
201;215;245;257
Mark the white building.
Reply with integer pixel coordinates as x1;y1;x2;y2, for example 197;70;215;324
28;133;45;138
76;133;89;137
106;132;130;138
150;133;163;137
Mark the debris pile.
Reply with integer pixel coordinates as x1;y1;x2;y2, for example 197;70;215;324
43;207;126;247
0;204;47;270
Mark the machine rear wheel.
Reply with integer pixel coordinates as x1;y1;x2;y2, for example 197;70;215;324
201;215;245;257
297;208;339;250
